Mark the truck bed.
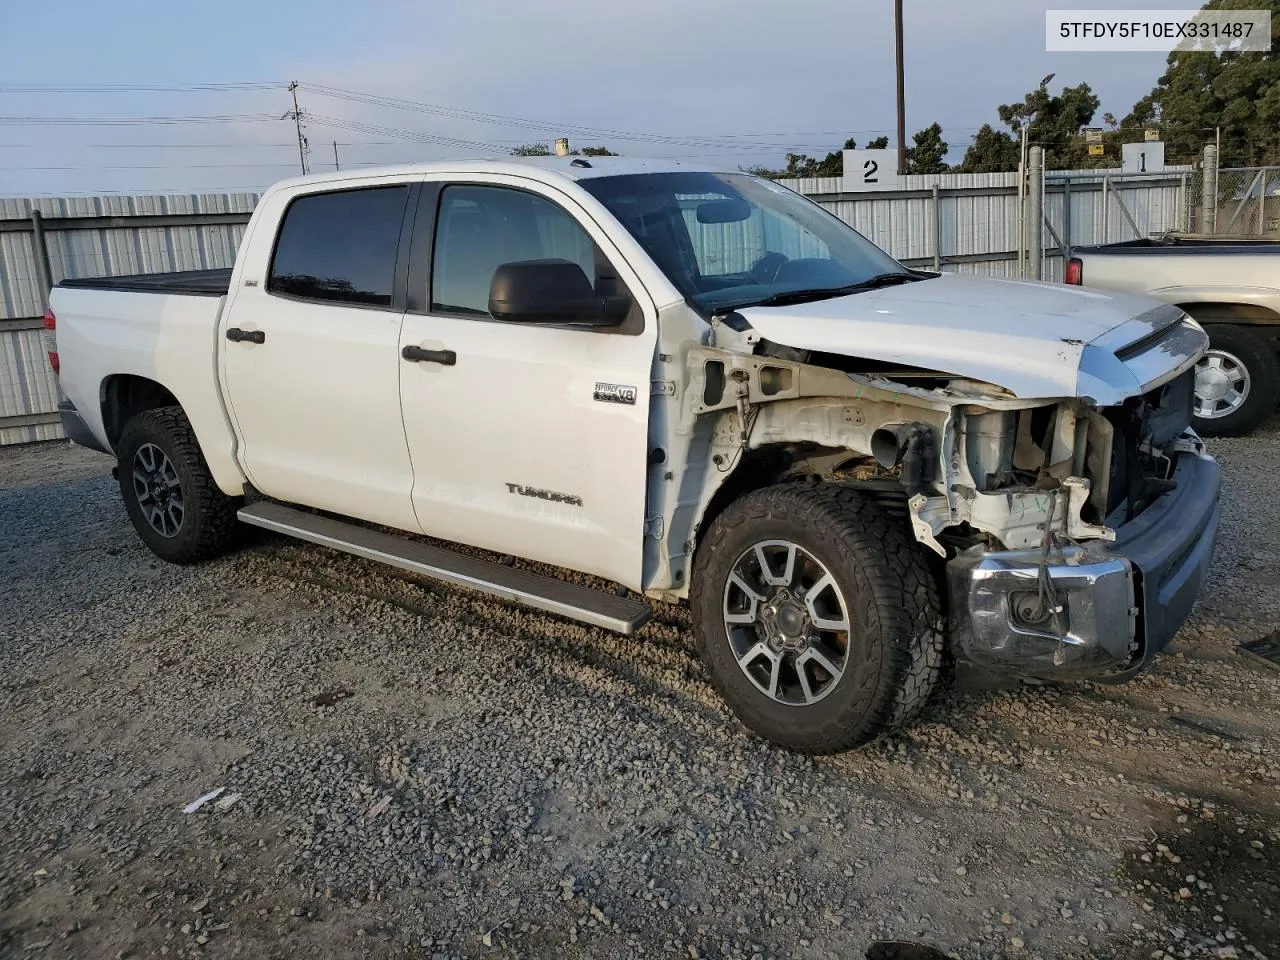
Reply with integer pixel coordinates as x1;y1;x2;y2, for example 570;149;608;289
1075;237;1280;256
58;268;233;296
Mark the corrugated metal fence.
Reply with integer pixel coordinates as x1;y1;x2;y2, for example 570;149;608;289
786;166;1194;279
1;193;257;444
0;169;1194;446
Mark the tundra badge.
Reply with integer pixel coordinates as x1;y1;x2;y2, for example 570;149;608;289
506;483;583;507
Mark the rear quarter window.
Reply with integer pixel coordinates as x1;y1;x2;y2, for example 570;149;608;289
268;186;410;307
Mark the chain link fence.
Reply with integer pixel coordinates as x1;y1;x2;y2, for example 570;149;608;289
1185;166;1280;236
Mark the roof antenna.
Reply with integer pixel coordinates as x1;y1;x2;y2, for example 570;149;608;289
570;157;592;168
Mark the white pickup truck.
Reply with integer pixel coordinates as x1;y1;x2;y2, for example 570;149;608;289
48;158;1222;753
1066;236;1280;436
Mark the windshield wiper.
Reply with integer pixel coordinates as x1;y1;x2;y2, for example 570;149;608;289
746;272;922;308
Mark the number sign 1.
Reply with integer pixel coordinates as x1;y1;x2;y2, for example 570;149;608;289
1121;141;1164;174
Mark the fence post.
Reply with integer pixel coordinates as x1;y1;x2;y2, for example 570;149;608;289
1203;143;1218;235
1179;172;1189;232
1102;176;1109;242
931;183;941;271
1259;167;1268;235
29;209;55;312
1062;176;1072;258
1028;146;1044;280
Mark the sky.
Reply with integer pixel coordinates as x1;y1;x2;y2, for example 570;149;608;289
0;0;1180;196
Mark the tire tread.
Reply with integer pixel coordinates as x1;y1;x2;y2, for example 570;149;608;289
117;406;241;563
691;483;945;754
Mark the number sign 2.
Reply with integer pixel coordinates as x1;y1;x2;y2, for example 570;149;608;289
841;149;901;191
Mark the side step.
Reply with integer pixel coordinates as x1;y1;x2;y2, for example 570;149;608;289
236;501;652;634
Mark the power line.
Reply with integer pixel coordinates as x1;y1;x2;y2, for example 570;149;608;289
0;114;281;126
306;114;506;153
0;82;284;93
299;83;918;149
0;162;303;171
0;138;906;152
0;78;995;153
0;142;304;149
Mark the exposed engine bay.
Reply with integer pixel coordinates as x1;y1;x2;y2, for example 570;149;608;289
674;311;1201;563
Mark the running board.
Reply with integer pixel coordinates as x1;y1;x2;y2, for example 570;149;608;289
236;501;652;634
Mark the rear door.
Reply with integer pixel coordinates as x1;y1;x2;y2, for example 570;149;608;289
397;176;657;589
220;181;423;531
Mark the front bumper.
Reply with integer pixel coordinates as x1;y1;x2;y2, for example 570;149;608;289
947;449;1221;680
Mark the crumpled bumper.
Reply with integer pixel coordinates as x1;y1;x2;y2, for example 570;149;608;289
947;449;1221;680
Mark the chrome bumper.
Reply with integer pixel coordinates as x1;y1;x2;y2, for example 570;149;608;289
947;450;1221;680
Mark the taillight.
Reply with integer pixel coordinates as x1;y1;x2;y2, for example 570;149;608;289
1064;257;1083;285
43;306;59;374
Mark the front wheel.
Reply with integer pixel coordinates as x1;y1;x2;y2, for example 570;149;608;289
690;484;944;753
1192;324;1280;437
116;406;242;563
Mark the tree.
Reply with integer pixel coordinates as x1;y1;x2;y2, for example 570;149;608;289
958;124;1019;173
509;143;619;157
959;82;1101;171
906;122;948;174
1121;0;1280;165
743;135;901;179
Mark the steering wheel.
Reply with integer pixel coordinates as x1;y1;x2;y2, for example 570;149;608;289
748;251;789;286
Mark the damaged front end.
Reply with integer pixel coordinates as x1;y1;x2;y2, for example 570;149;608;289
664;306;1221;682
946;368;1221;680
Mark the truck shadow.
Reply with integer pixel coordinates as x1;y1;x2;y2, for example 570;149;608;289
1107;798;1279;958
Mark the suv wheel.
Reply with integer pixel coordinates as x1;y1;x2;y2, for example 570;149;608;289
1192;324;1280;437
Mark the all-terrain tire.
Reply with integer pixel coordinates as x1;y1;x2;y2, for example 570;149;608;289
690;483;945;753
1191;324;1280;437
116;406;242;564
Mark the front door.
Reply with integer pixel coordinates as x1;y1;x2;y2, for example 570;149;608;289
220;182;422;532
397;178;657;589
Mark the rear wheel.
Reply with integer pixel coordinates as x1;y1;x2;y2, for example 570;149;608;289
1192;324;1280;437
690;484;944;753
116;406;242;563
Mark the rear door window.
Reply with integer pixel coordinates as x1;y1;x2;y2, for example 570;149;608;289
268;186;410;307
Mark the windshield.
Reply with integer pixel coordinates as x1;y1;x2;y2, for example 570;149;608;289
580;171;909;314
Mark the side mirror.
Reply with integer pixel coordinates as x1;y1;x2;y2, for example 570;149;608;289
488;259;629;326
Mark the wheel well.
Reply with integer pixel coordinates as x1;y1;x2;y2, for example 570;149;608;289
1178;302;1280;327
694;447;794;552
100;375;180;448
692;444;897;551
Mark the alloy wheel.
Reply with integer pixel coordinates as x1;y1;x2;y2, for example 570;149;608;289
722;540;851;706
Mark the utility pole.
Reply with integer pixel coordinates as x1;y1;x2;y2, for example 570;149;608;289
1018;121;1028;276
1018;73;1055;277
1028;145;1044;280
894;0;907;175
287;81;309;175
333;140;340;171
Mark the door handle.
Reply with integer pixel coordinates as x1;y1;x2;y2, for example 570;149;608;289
402;345;456;365
226;327;266;344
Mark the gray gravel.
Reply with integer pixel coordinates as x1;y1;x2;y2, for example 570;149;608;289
2;419;1278;960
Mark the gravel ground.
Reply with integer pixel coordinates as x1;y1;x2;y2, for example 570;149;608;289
2;423;1278;960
